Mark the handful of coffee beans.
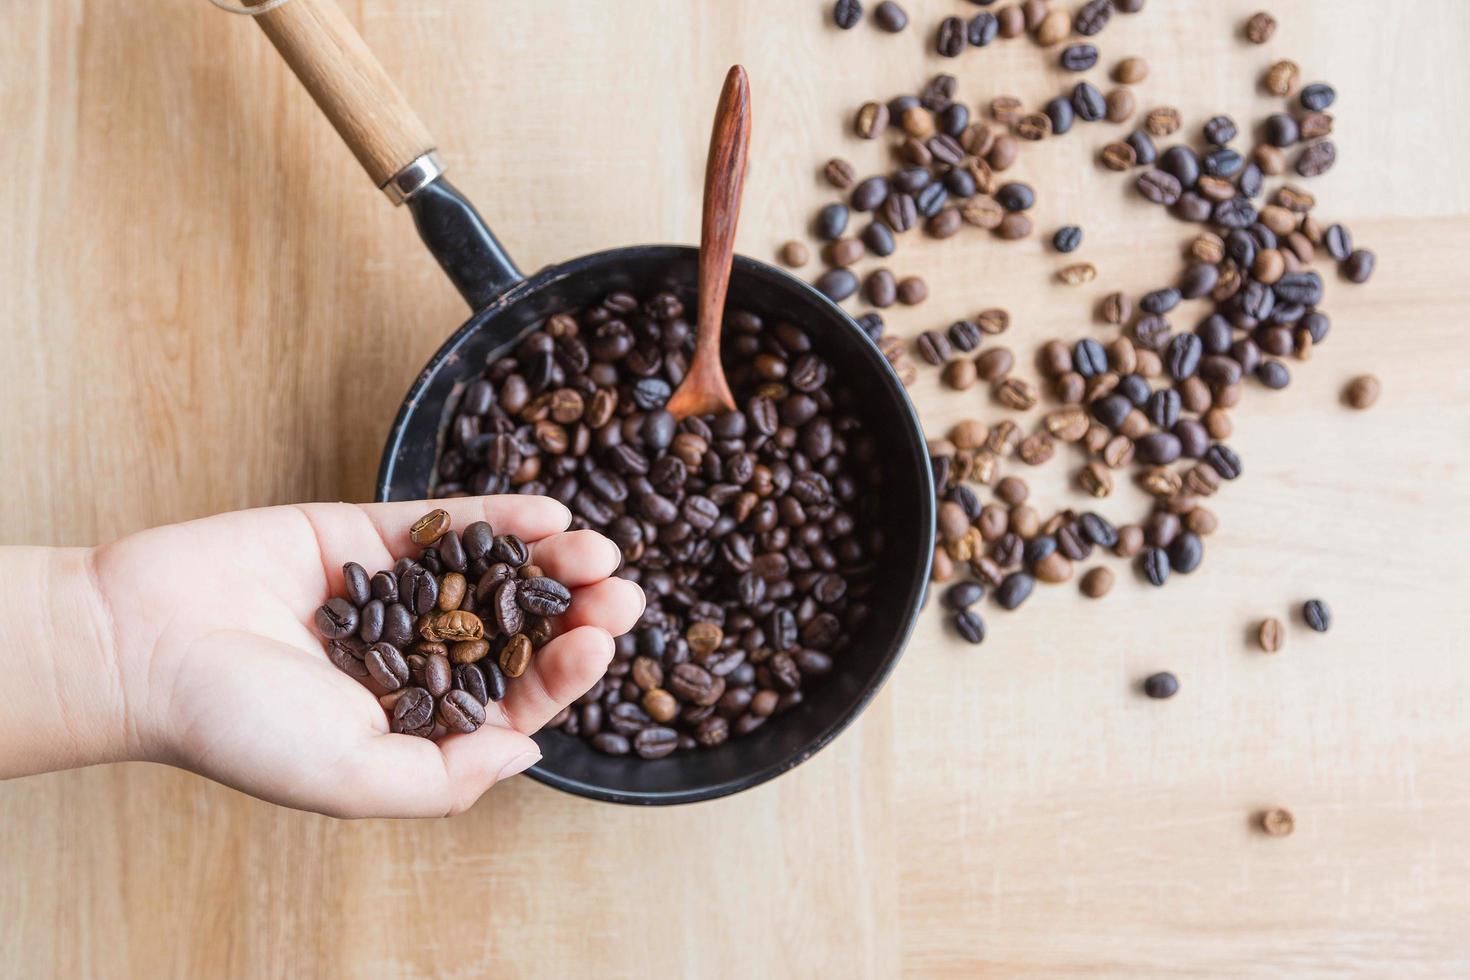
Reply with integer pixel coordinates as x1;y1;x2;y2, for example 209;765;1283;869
313;509;571;739
433;291;882;759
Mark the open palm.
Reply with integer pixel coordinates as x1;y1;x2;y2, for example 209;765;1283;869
91;495;641;818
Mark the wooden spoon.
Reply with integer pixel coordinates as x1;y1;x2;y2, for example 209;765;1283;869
665;65;751;420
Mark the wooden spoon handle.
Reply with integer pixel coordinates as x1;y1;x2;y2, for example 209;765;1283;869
687;66;751;412
698;65;752;326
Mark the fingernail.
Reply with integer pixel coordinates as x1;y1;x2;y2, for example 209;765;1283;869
497;750;541;783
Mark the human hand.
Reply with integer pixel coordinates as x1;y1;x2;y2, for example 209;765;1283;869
84;496;642;818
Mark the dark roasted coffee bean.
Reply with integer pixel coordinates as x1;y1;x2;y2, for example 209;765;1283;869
815;268;859;302
1074;338;1108;378
1143;672;1179;699
314;597;359;639
996;182;1035;212
1324;223;1353;261
327;638;368;678
1080;512;1118;549
1204;443;1242;480
862;222;896;259
342;562;371;607
851;176;890;212
1168;531;1203;574
438;688;486;734
390;687;434;734
1135;432;1182;465
1264;113;1300;148
1052;225;1083;253
1071;82;1106;122
815;203;849;241
995;572;1034;610
490;534;529;566
916;183;948;219
1203;147;1242;178
937;16;966;56
1126;130;1157;165
1343;249;1375;283
634;726;680;759
1045;96;1075;135
1256;359;1291;389
1203;114;1237;145
968;11;999;46
1060;43;1098;71
943;580;985;610
1161;146;1199;188
873;0;908;32
365;642;410;691
1074;0;1113;34
1140;287;1180;315
1302;598;1332;632
517;576;572;616
1299;83;1335;111
1166;333;1202;380
953;610;986;644
1141;547;1170;586
1138;170;1182;206
833;0;862;28
948;319;983;352
881;192;918;233
1146;388;1181;428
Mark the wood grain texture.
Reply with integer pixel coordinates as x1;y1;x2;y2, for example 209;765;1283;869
1;1;1468;976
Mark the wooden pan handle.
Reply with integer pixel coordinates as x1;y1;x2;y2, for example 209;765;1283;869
249;0;436;195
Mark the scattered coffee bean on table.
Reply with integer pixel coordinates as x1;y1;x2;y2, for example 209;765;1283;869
1258;617;1284;653
434;292;881;757
1302;599;1331;632
1344;375;1380;409
314;510;570;739
1259;807;1295;837
1143;672;1179;699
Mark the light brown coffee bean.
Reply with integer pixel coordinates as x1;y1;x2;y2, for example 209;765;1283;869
1344;374;1381;409
1264;59;1299;96
1244;11;1276;44
976;347;1014;381
410;509;451;546
1259;807;1295;837
780;241;809;268
1114;56;1148;84
1144;106;1181;137
1258;618;1285;653
1080;567;1114;598
1105;88;1135;123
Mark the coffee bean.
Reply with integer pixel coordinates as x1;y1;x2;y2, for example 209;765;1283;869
833;0;862;29
816;204;849;242
1143;671;1179;699
1138;170;1182;206
410;509;451;546
314;596;359;640
898;277;928;305
1302;599;1331;632
1343;374;1380;409
1141;547;1170;586
995;572;1035;610
1080;567;1113;598
1244;11;1275;43
953;610;987;643
1072;82;1106;122
1050;226;1083;254
1126;130;1157;166
1259;807;1295;837
937;16;966;56
873;0;908;31
1296;140;1336;177
1144;106;1181;137
969;11;999;46
1074;0;1112;35
1299;83;1335;111
1258;618;1284;653
1343;249;1375;283
815;268;859;302
1061;44;1098;71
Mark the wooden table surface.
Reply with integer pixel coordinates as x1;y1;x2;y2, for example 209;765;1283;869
3;1;1469;976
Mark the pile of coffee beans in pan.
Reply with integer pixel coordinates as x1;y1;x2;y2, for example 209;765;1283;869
432;294;881;759
312;509;570;738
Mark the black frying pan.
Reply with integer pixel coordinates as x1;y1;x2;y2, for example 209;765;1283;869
246;0;934;804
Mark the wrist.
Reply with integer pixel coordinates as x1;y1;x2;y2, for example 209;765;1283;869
0;546;140;778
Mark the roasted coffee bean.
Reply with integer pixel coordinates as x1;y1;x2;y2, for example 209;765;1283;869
342;562;371;607
1168;531;1203;574
1072;82;1106;122
1141;547;1170;586
815;268;859;302
390;687;434;734
937;16;966;56
1299;83;1335;111
851;176;890;212
995;572;1034;610
365;642;410;691
953;610;986;644
996;182;1035;212
327;638;369;678
969;11;999;46
833;0;862;29
1138;170;1182;206
943;581;985;610
1344;374;1380;409
517;576;572;616
1105;88;1135;123
1061;44;1098;71
1343;249;1375;283
1126;129;1157;166
873;0;908;31
1052;225;1083;253
815;203;849;241
438;688;486;734
1045;96;1075;135
410;509;451;546
1296;140;1336;177
1258;618;1284;653
314;596;359;640
633;727;679;759
865;267;894;307
1075;0;1112;34
1302;599;1331;632
1244;10;1275;43
1143;671;1179;699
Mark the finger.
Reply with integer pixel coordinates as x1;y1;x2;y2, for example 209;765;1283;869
500;625;615;733
291;496;571;596
355;495;572;552
561;577;646;637
529;529;623;587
